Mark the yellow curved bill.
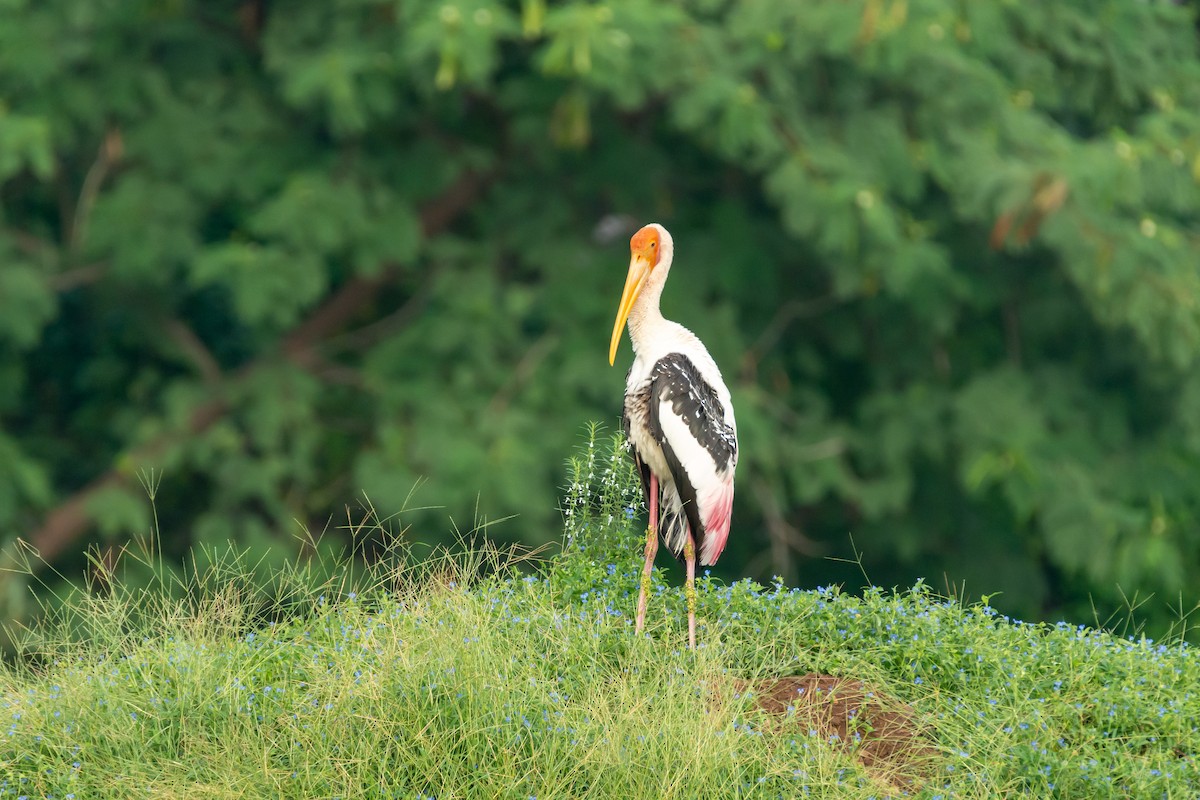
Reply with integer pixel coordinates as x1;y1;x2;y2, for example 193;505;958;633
608;255;651;365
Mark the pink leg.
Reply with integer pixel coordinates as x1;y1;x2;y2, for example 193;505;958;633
684;532;697;650
635;473;658;636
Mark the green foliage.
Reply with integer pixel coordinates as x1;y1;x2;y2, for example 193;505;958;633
1;0;1200;638
560;422;643;569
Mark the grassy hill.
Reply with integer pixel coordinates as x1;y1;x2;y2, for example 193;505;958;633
1;437;1196;798
1;554;1196;798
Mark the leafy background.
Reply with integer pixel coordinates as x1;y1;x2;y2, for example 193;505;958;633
2;0;1200;639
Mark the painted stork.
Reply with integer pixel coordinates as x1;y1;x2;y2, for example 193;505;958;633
608;223;738;649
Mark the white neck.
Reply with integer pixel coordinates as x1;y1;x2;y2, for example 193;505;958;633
626;235;675;356
626;273;667;355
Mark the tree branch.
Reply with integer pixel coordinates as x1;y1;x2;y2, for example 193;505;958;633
48;262;109;292
485;333;559;417
743;477;823;580
281;169;488;364
69;128;123;257
31;396;228;567
165;318;223;384
322;264;442;354
4;227;56;260
24;169;491;566
739;293;837;382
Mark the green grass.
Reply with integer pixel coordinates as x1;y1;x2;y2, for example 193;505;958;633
1;433;1197;798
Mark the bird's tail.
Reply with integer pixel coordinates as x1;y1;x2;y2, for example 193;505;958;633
658;483;690;562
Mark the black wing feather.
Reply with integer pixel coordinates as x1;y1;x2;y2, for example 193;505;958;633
651;354;736;468
647;353;736;561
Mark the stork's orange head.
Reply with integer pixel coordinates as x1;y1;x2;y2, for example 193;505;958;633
610;223;673;365
630;225;663;268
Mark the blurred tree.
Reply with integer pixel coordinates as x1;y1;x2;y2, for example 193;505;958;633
1;0;1198;636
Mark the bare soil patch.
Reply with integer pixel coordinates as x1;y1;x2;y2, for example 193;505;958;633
732;673;939;789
